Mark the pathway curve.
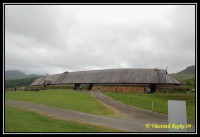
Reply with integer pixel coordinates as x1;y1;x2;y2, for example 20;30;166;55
90;91;195;132
5;92;195;132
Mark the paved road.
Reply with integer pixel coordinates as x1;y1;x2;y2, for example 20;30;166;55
5;92;196;132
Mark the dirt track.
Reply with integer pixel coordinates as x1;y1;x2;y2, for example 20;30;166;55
90;92;195;132
5;91;195;132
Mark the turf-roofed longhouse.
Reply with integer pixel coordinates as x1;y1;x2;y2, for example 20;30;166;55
31;68;181;93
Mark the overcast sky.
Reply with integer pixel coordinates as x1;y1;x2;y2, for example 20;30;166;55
5;4;195;75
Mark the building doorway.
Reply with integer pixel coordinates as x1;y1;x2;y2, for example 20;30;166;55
88;84;93;90
149;84;156;93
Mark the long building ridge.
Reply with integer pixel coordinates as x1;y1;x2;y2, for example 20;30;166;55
65;68;163;73
31;68;181;86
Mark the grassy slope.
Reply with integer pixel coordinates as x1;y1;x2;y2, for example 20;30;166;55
170;65;195;81
170;73;195;81
5;89;115;116
170;65;195;89
104;92;195;120
5;106;122;132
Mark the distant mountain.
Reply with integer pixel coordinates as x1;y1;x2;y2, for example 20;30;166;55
5;70;43;80
170;65;195;81
176;65;195;74
5;70;26;80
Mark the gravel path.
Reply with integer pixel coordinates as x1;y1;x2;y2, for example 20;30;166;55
5;91;195;132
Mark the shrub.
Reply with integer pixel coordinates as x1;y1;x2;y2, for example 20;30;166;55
157;86;187;93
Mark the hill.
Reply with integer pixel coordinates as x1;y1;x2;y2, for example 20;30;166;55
5;70;26;80
5;70;44;89
170;65;195;88
177;65;195;74
5;70;42;80
5;77;40;89
170;65;195;81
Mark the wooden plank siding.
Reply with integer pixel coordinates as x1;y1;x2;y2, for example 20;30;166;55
92;85;149;93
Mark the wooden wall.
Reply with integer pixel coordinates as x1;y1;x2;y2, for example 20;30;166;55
91;85;149;93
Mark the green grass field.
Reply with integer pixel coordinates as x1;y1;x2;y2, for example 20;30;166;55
103;92;195;120
5;106;122;132
5;89;115;116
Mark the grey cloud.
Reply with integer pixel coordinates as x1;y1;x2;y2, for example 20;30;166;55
5;5;195;75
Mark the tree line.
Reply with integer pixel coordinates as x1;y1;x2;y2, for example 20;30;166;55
5;77;39;89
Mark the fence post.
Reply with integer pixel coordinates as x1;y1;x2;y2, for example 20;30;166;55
152;101;153;110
